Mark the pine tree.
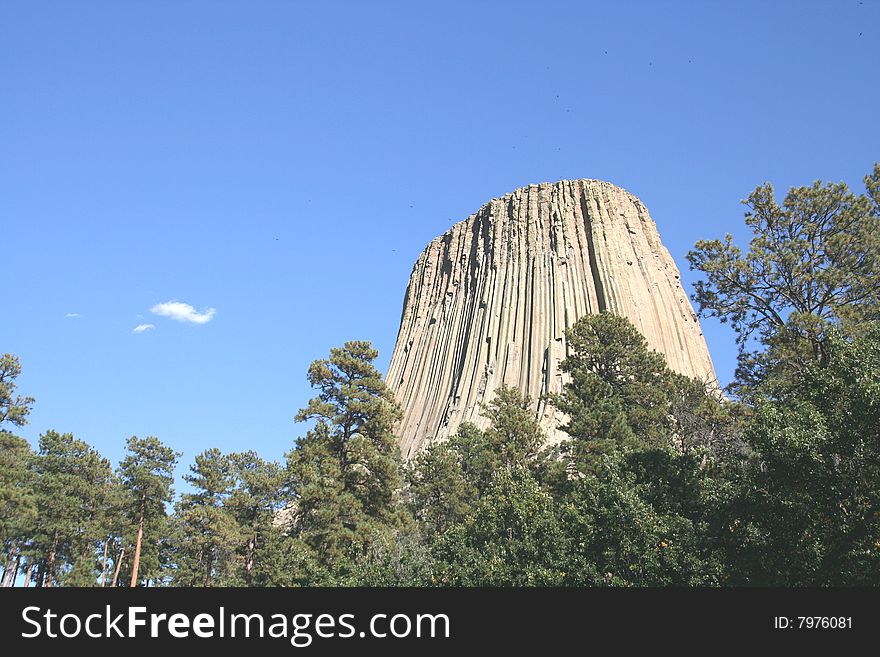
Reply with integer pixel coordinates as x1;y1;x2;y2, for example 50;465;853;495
0;354;37;585
554;312;677;467
555;450;726;587
96;475;127;587
118;436;179;587
406;443;474;537
434;468;567;586
407;386;546;535
480;386;545;470
29;431;112;586
286;341;403;572
0;432;35;586
0;354;35;429
687;164;880;394
721;326;880;585
171;448;238;586
226;451;286;585
444;422;497;495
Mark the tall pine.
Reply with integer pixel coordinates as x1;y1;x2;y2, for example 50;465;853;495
118;436;179;586
286;341;403;573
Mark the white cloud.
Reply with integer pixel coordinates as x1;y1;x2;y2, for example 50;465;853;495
133;323;155;334
150;300;216;325
65;313;81;318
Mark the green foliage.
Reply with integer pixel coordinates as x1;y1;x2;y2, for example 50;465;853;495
118;436;180;585
0;432;36;552
94;475;128;586
554;312;733;472
0;351;37;578
226;451;286;585
688;164;880;394
406;443;474;537
556;312;674;458
567;449;726;586
0;354;35;429
444;422;497;494
434;468;568;586
406;348;734;587
666;371;744;457
341;525;435;586
480;386;545;469
31;430;113;586
286;341;405;575
721;327;880;585
249;529;330;587
171;449;238;586
407;386;549;537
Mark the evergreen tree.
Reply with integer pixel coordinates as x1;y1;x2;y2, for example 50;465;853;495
434;468;567;586
554;312;737;468
556;450;725;586
171;448;237;586
407;386;546;536
286;341;403;574
95;475;127;587
118;436;179;587
226;450;286;585
444;422;497;495
406;443;474;537
62;456;116;588
480;386;545;470
0;354;37;585
345;524;435;586
687;164;880;394
555;313;679;467
539;313;735;585
29;431;112;586
0;354;35;429
0;432;35;586
721;326;880;585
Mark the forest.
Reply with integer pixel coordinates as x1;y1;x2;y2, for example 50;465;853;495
2;165;879;587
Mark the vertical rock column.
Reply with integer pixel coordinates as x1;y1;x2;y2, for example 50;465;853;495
386;179;716;458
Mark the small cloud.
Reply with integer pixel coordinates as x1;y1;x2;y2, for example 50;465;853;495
133;323;155;334
65;313;81;318
150;300;216;325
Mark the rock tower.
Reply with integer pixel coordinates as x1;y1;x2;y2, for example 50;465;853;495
386;179;716;458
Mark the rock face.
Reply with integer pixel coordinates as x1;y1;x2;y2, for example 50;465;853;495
386;179;717;458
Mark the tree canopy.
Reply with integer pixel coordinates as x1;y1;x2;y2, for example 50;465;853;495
688;164;880;391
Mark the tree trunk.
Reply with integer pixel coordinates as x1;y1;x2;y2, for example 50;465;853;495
23;563;34;588
1;545;18;587
205;547;214;588
101;538;110;587
111;548;125;588
45;532;59;588
35;560;45;588
245;534;256;586
130;495;146;587
7;553;21;587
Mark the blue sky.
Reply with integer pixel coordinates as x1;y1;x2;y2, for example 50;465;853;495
2;1;877;480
